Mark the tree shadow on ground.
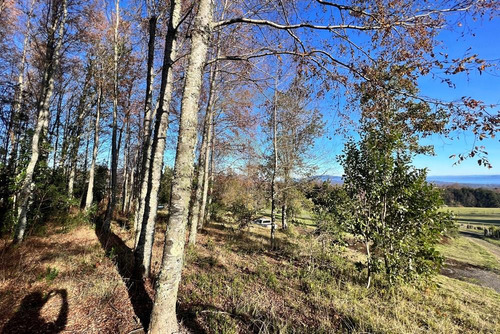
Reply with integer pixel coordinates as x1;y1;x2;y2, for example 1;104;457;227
2;290;68;334
95;226;153;330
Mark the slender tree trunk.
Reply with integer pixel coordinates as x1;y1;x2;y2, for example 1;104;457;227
79;126;91;207
59;105;71;171
188;61;217;244
148;0;213;331
6;0;33;209
103;0;120;232
270;77;278;249
205;126;215;223
134;1;181;278
125;148;137;213
68;62;93;199
281;202;287;229
365;238;372;289
281;172;288;229
15;0;67;243
84;84;102;211
8;0;33;163
51;86;64;171
121;115;130;213
134;14;158;245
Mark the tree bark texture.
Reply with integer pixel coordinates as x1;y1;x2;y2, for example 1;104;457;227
148;0;213;332
134;0;181;278
103;0;120;232
84;84;102;211
15;0;67;243
134;15;157;245
188;60;217;244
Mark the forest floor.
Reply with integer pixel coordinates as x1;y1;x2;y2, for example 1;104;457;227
1;214;500;333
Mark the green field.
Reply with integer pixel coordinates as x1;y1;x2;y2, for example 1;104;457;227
259;206;500;229
440;207;500;226
257;208;316;227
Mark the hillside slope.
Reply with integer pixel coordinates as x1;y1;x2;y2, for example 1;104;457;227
1;220;499;333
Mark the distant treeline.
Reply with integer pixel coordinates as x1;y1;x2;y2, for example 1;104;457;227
442;187;500;208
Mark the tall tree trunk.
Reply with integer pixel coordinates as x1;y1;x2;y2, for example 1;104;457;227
103;0;120;232
134;0;181;278
188;60;217;244
281;202;287;229
68;62;93;199
270;77;278;250
148;0;213;332
8;0;32;167
125;148;137;213
15;0;67;243
205;126;215;223
6;0;33;211
281;172;288;229
84;83;102;211
59;104;71;171
80;126;91;207
134;14;158;246
51;85;64;172
197;115;214;230
121;115;130;213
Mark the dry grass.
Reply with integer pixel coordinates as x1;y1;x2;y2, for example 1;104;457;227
436;236;500;271
2;214;499;333
0;223;141;333
177;222;500;334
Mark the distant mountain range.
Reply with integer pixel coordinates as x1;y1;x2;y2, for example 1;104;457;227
312;175;500;188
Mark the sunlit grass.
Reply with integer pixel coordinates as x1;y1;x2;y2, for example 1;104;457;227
441;207;500;226
436;237;500;271
181;221;500;333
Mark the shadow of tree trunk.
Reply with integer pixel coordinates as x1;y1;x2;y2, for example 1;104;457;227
95;226;153;330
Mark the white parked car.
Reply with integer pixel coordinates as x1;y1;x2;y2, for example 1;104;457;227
253;217;272;228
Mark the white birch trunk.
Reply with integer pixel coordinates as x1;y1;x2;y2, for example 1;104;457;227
197;110;214;231
134;0;181;278
270;77;278;249
188;64;216;244
189;12;224;242
103;0;120;231
134;14;157;247
148;0;213;331
84;84;102;211
121;117;130;213
15;0;67;243
8;0;33;170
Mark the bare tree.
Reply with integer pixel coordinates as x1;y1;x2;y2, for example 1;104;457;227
15;0;68;243
103;0;121;232
134;0;158;245
148;0;213;331
133;0;183;278
84;79;102;211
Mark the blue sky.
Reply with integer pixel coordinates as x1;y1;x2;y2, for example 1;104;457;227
99;2;499;178
414;16;500;176
313;14;500;177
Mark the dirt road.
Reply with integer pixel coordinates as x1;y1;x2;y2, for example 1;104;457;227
442;232;500;293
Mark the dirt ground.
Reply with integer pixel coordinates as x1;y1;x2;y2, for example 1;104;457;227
441;231;500;293
0;224;145;334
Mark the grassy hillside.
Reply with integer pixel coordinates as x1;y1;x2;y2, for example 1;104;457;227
180;222;500;333
2;216;500;333
442;207;500;226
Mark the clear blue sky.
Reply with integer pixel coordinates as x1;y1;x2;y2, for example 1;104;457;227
414;17;500;176
313;15;500;177
132;3;499;177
